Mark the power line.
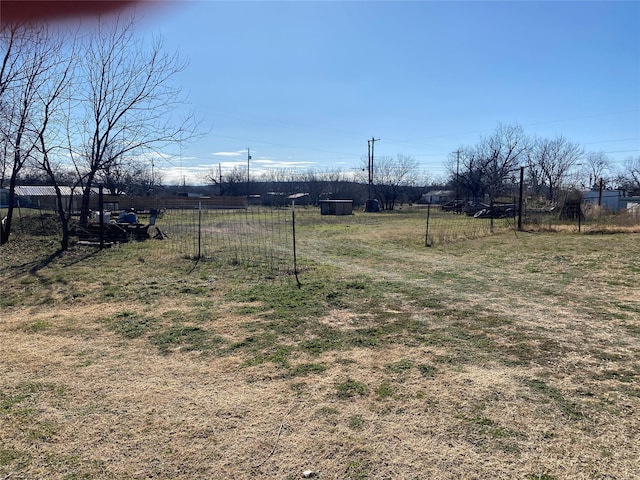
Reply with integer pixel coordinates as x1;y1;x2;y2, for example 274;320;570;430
582;137;639;146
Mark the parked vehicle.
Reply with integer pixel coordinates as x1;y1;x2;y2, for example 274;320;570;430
463;202;490;216
440;199;466;213
473;203;516;219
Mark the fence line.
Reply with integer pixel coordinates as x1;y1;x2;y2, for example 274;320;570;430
156;207;296;276
4;204;639;273
425;202;640;246
0;207;61;243
424;205;516;246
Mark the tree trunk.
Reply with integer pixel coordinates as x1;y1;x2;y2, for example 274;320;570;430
54;187;71;250
79;172;95;226
0;169;20;245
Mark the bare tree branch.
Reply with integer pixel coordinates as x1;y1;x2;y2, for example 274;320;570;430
0;23;64;244
68;13;199;224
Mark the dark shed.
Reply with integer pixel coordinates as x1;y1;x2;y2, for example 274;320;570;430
319;200;353;216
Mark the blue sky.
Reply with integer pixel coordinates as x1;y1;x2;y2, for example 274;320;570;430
134;1;639;185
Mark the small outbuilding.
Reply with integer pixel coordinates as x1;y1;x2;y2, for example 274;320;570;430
319;199;353;216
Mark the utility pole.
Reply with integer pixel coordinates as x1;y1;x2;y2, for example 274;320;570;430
247;147;251;198
367;139;371;199
218;163;223;195
454;150;461;200
369;137;380;199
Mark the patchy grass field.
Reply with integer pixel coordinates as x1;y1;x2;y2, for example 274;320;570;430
1;209;639;479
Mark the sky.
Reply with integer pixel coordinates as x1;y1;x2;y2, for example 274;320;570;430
128;0;640;185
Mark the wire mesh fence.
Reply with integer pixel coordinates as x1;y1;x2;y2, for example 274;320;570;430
155;206;297;276
424;202;640;246
0;207;61;244
424;205;517;246
4;202;639;272
580;204;640;233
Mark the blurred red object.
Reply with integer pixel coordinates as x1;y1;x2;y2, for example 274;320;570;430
1;1;140;23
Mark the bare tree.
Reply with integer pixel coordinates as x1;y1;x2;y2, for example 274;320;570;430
205;163;224;195
33;63;79;250
205;164;247;196
405;170;432;204
0;24;24;187
448;124;529;203
615;156;640;195
0;23;33;111
300;169;323;205
260;167;298;189
70;14;197;225
528;135;583;203
213;165;247;196
581;151;611;189
370;154;419;210
0;23;61;245
477;123;529;203
301;168;356;204
447;146;485;200
524;149;546;197
95;152;156;195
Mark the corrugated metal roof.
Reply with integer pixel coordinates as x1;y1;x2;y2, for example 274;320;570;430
288;193;309;199
424;190;454;197
14;186;90;196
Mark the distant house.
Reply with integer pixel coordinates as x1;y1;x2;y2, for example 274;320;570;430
581;189;640;213
422;190;454;204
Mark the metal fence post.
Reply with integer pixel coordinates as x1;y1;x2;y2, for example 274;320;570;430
198;201;202;259
99;184;104;249
292;201;301;288
425;202;432;247
518;166;524;231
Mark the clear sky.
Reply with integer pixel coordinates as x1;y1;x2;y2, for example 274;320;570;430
133;0;639;185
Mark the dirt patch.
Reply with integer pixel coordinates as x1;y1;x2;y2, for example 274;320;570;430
318;309;370;330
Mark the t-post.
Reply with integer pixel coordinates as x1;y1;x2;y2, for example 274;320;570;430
518;166;525;231
99;184;105;249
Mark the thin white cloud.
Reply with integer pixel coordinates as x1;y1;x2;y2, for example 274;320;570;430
253;158;315;169
213;150;245;157
158;157;319;186
159;165;209;185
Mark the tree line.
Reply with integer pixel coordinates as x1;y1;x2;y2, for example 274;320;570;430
447;123;640;205
203;153;429;211
201;126;639;210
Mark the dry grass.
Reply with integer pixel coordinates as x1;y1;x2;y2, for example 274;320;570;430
1;213;639;479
